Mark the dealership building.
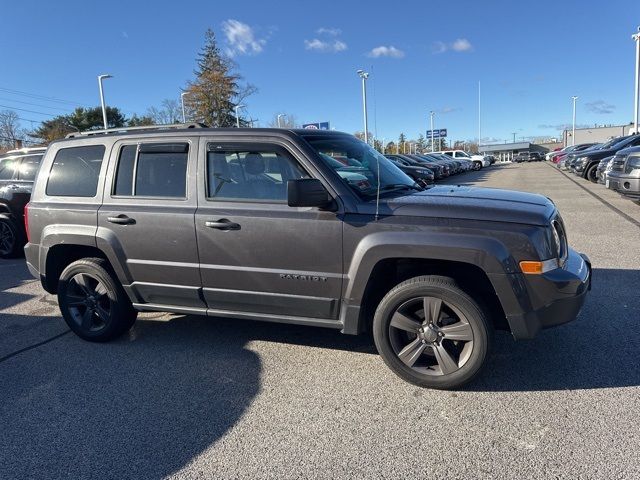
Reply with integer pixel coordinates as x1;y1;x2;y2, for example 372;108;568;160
479;141;547;161
562;123;636;146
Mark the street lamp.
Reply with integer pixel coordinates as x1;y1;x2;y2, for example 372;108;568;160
571;96;579;146
180;92;189;123
277;113;285;128
357;70;370;144
429;111;435;152
632;27;640;134
97;74;112;130
234;104;245;128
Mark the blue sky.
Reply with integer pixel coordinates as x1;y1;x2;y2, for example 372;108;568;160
2;0;639;144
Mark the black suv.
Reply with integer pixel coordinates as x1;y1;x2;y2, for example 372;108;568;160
570;135;640;182
0;147;46;258
24;125;591;389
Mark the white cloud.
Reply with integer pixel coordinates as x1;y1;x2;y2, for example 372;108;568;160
451;38;473;52
222;19;266;56
367;46;405;58
304;38;347;53
432;38;473;54
316;27;341;36
439;106;460;114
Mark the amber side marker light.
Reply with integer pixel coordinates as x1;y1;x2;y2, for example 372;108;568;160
519;259;558;275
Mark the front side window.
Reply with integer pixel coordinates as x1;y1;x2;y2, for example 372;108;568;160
46;145;105;197
302;134;417;198
206;144;309;202
113;143;188;198
17;154;43;181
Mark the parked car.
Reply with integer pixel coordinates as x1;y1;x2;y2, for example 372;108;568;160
386;154;448;179
528;152;543;162
596;156;615;184
413;154;460;174
24;125;591;389
386;157;435;186
0;147;46;258
552;143;597;164
570;135;640;182
605;146;640;201
437;150;489;170
513;152;529;163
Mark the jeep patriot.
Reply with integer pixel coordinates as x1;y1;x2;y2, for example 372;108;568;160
24;125;591;389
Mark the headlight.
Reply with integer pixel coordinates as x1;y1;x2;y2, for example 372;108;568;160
625;155;640;174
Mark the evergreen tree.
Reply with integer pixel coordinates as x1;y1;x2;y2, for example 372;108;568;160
185;29;256;127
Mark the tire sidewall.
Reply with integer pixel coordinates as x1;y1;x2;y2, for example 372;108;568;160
58;260;130;342
373;278;490;389
0;219;21;258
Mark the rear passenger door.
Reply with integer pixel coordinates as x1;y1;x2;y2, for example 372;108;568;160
97;139;204;309
194;140;343;320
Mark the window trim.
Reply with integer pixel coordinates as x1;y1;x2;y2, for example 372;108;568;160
111;141;190;201
204;142;311;204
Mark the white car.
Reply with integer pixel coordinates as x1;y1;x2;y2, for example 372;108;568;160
436;150;490;169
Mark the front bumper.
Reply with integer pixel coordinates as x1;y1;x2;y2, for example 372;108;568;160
489;248;591;340
606;173;640;197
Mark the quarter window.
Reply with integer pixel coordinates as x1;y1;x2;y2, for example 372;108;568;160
113;143;188;198
17;155;43;181
206;144;309;201
46;145;105;197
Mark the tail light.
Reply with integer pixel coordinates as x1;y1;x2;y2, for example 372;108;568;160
24;203;30;242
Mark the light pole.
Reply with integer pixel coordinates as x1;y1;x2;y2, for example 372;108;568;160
571;96;579;146
512;132;517;143
97;74;112;130
180;92;189;123
277;113;285;128
429;110;435;152
357;70;370;144
632;27;640;134
382;138;386;154
234;104;245;128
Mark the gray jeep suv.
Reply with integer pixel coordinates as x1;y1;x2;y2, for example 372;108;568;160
24;125;591;389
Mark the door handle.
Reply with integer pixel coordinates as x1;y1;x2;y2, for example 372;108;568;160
107;215;136;225
205;219;240;230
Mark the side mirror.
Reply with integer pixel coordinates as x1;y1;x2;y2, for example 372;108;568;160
287;178;332;208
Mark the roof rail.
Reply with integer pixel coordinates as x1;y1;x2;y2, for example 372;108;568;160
65;122;209;138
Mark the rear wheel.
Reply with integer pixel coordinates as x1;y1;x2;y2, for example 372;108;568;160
473;161;482;171
373;275;491;389
0;219;22;259
58;258;137;342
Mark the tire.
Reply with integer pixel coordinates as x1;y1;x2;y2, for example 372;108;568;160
585;163;598;183
0;218;22;259
473;161;482;171
373;275;491;389
58;257;137;342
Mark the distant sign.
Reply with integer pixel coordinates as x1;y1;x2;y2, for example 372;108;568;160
303;122;330;130
426;128;447;138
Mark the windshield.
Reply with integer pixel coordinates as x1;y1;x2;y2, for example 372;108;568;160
303;134;418;197
601;136;629;150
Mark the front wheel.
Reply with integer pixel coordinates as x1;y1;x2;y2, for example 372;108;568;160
0;219;22;258
373;276;491;389
58;258;137;342
585;163;598;183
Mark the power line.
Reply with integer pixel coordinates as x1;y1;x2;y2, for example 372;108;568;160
0;104;58;117
0;96;75;113
0;86;86;107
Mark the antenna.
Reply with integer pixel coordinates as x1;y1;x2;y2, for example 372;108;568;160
375;154;380;221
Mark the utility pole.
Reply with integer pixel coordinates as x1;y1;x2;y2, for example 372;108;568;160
430;111;435;152
97;74;112;130
633;27;640;134
571;96;579;146
512;132;517;143
357;70;370;144
478;81;482;147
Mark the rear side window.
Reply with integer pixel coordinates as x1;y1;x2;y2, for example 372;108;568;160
17;154;43;181
46;145;105;197
113;143;188;198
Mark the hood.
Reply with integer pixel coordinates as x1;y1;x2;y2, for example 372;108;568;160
359;185;555;226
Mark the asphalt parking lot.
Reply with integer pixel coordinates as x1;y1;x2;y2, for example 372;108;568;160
1;162;639;479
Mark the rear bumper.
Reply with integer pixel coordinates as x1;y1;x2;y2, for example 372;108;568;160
489;249;591;340
606;173;640;197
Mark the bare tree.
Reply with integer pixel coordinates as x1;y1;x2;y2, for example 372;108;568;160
147;99;183;125
267;113;297;128
0;110;25;151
